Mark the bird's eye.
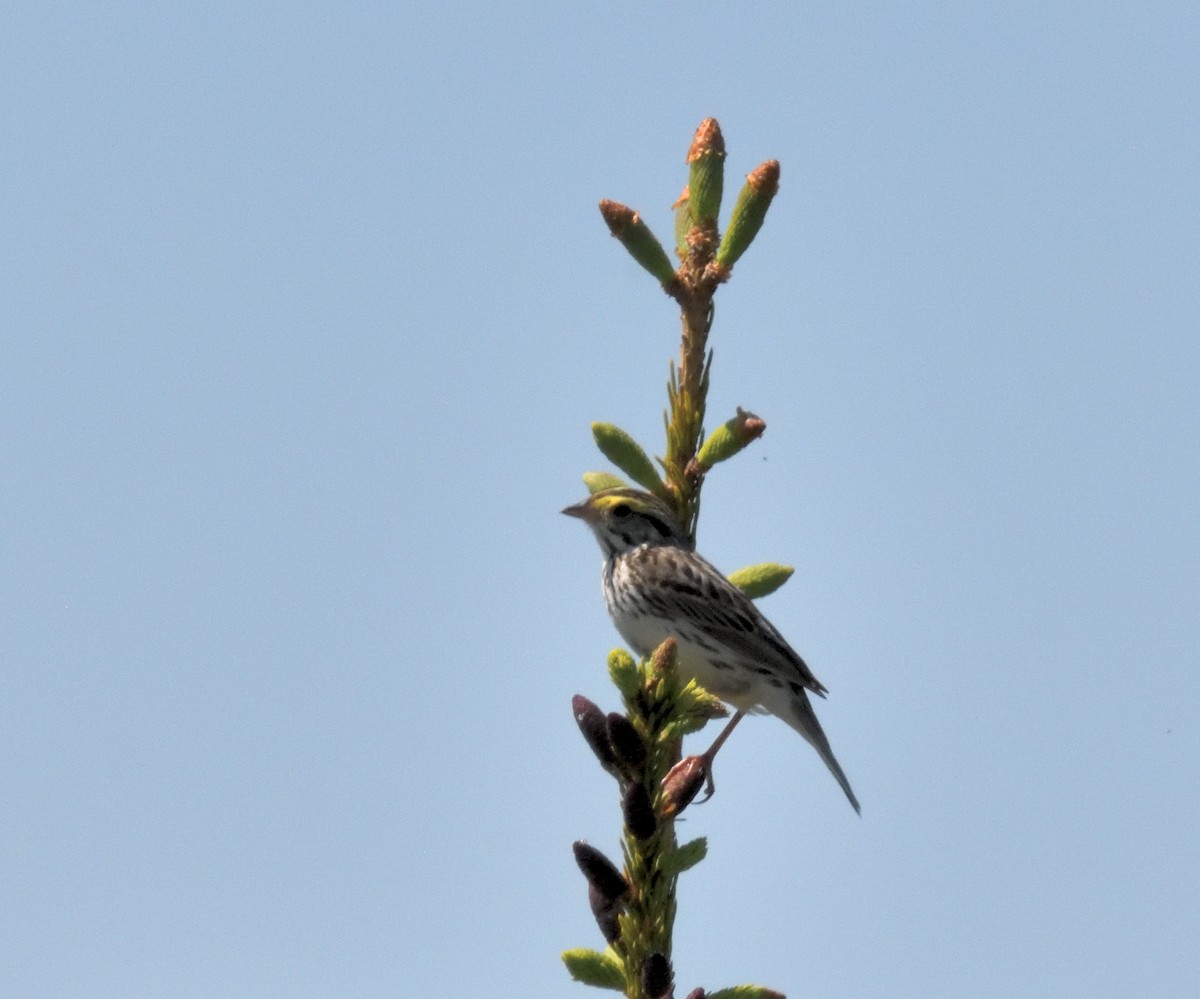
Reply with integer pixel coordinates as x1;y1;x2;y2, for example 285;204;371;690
612;503;631;518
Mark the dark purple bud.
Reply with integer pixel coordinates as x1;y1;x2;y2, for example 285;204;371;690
640;952;672;998
660;756;707;818
588;883;622;945
606;712;647;776
572;841;628;903
572;695;620;776
622;781;657;840
683;990;706;999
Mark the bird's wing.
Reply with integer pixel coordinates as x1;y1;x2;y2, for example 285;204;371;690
635;548;828;696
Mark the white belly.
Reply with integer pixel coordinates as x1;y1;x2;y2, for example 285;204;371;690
612;612;762;711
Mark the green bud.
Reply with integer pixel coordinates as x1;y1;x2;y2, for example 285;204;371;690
591;422;662;493
598;199;678;286
726;562;794;600
662;836;708;876
672;186;692;256
715;160;780;269
686;118;725;225
607;649;640;702
663;679;727;741
561;947;625;991
695;407;766;469
583;471;628;494
674;676;728;723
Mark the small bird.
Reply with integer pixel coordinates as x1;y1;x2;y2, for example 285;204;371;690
563;487;860;813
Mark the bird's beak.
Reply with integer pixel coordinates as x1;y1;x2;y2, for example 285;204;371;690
561;501;593;521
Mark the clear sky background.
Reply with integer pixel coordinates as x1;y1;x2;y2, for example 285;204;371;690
3;4;1198;998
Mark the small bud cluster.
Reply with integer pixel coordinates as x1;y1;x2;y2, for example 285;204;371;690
567;639;747;997
571;694;661;939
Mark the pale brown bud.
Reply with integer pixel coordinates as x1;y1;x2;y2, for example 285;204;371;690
660;756;708;818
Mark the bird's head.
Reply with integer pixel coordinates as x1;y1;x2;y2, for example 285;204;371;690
562;487;691;557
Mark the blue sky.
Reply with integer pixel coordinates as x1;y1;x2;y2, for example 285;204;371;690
3;4;1198;997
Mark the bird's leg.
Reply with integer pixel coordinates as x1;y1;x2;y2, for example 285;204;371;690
660;710;745;816
694;709;744;801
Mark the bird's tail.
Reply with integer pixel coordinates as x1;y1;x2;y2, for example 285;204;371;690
783;691;861;814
